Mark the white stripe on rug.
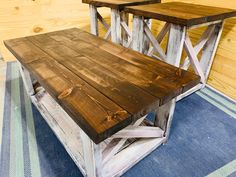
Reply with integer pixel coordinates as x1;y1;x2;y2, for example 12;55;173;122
0;62;6;155
206;160;236;177
23;82;41;177
9;62;24;177
197;88;236;119
201;88;236;112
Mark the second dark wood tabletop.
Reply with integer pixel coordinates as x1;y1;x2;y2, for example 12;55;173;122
82;0;160;9
125;2;236;27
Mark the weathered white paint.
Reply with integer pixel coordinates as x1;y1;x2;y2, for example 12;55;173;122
132;15;144;52
102;116;146;165
181;25;215;70
120;12;130;46
163;99;176;140
89;5;98;36
188;20;222;29
112;126;164;138
143;19;152;54
144;22;167;60
176;84;203;101
31;90;86;175
200;22;224;80
155;99;176;140
19;70;176;177
166;24;186;67
147;22;170;56
111;8;121;44
17;62;35;96
80;130;102;177
103;137;166;177
184;34;206;83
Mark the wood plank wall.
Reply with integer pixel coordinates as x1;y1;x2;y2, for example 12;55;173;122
0;0;235;100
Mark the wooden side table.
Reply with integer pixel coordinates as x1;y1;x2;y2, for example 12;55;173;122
82;0;160;46
125;2;236;100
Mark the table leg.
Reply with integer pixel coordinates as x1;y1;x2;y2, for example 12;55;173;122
80;130;103;177
121;11;129;46
111;8;121;44
132;15;144;53
200;21;224;82
155;99;176;141
166;24;186;67
90;5;99;36
17;61;35;96
143;18;152;54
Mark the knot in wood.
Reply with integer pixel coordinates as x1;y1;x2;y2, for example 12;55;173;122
106;110;127;122
155;75;161;80
33;26;43;33
106;115;113;122
175;68;182;76
58;87;73;99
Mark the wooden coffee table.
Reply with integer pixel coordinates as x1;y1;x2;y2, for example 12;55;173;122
4;28;200;177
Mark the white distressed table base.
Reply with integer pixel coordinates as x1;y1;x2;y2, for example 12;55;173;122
30;89;168;177
131;17;224;100
19;64;176;177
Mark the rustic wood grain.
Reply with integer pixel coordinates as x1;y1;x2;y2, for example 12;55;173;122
25;34;160;116
26;28;200;104
4;28;200;143
125;2;236;27
82;0;161;9
61;28;200;95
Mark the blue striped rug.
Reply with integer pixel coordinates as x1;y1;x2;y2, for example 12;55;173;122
0;62;236;177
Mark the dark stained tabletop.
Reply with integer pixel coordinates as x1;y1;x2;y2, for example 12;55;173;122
4;28;200;143
82;0;160;9
125;2;236;27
